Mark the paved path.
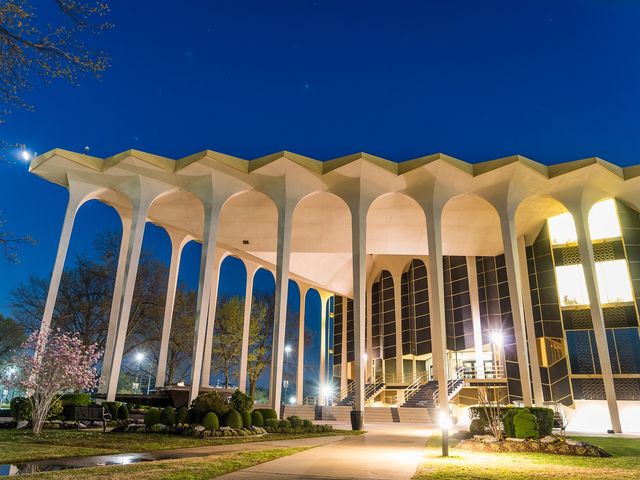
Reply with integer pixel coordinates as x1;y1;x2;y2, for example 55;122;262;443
218;423;432;480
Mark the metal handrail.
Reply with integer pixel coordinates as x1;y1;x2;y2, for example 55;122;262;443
338;380;355;400
400;371;428;405
432;367;465;407
364;374;385;405
303;396;318;405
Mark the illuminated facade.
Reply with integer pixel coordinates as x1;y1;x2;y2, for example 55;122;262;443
31;149;640;432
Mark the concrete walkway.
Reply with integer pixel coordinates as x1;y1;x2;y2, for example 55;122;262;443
218;423;432;480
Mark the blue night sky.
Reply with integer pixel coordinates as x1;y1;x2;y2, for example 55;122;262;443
2;1;640;384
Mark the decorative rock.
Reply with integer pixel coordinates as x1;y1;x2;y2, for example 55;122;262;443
506;437;525;442
16;421;29;429
540;436;557;443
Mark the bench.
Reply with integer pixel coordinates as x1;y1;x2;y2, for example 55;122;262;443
71;405;112;432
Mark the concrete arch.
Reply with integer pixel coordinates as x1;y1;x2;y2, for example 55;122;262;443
367;192;427;256
218;190;279;258
441;193;503;256
291;191;352;297
514;195;571;245
147;189;206;241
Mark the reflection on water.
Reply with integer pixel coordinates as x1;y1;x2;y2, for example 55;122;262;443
0;455;151;476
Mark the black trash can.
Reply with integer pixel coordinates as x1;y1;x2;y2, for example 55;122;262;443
350;410;364;430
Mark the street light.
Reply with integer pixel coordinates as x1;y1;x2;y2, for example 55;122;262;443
321;384;333;406
289;395;296;405
439;412;452;457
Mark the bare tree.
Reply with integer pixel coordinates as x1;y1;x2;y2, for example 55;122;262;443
478;386;505;439
0;212;36;262
247;293;274;397
0;0;110;124
0;313;25;365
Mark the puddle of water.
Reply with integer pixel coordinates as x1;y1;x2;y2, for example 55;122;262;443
0;454;156;476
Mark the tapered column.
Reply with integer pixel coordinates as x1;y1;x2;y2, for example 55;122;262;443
106;199;151;401
201;250;225;388
466;256;485;379
366;281;374;380
319;292;329;386
351;205;367;415
425;208;448;413
572;207;622;432
517;236;544;406
499;211;534;406
189;207;222;403
99;215;132;393
155;232;187;388
296;286;308;404
269;202;294;412
39;194;84;337
239;263;258;393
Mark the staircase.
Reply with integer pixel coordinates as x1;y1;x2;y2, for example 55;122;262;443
402;381;439;408
335;380;385;406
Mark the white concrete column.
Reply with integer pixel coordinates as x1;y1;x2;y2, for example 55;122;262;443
98;215;132;394
39;192;86;337
189;206;222;403
269;201;294;412
366;281;374;380
425;207;449;413
238;263;258;393
105;198;152;401
393;272;404;383
200;249;225;388
499;211;534;407
466;256;485;379
319;292;330;387
572;207;622;433
155;232;188;388
517;236;545;406
351;204;367;414
296;285;308;404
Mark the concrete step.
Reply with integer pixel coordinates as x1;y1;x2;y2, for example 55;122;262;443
314;406;436;423
282;405;317;420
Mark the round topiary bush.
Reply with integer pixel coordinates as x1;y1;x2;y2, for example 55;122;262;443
10;397;31;421
241;410;252;428
144;408;161;427
176;406;189;424
287;415;303;428
254;408;277;421
160;407;176;426
469;418;486;436
302;418;313;429
103;401;122;419
514;408;539;439
189;391;230;423
230;390;254;413
202;412;219;431
117;404;129;421
223;409;243;429
60;393;91;407
251;410;264;427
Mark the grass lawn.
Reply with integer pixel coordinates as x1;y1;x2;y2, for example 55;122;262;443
413;435;640;480
19;448;306;479
0;429;360;464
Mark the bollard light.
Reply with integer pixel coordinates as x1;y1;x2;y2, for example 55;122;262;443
439;412;452;457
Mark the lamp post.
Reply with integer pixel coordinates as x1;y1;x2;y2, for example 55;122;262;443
490;331;503;378
439;412;452;457
135;352;145;394
283;344;292;405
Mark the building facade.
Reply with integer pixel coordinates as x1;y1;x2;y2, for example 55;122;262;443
31;149;640;432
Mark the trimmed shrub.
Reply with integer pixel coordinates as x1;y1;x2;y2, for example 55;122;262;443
117;405;129;421
60;393;91;406
514;408;539;439
288;415;303;428
302;419;313;429
251;410;264;427
531;408;554;436
470;406;554;437
469;418;486;436
241;410;252;428
144;408;161;427
103;401;122;419
230;390;254;413
254;408;277;421
264;418;279;430
189;391;230;423
223;409;243;429
176;407;189;425
202;412;219;431
502;408;519;438
160;407;176;426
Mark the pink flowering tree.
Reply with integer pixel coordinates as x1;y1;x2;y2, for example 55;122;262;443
7;329;102;434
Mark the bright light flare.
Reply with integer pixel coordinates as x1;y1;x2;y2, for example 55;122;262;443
135;352;145;362
438;412;452;431
490;331;503;346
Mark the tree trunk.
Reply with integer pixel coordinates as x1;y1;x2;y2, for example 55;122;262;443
249;379;256;397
